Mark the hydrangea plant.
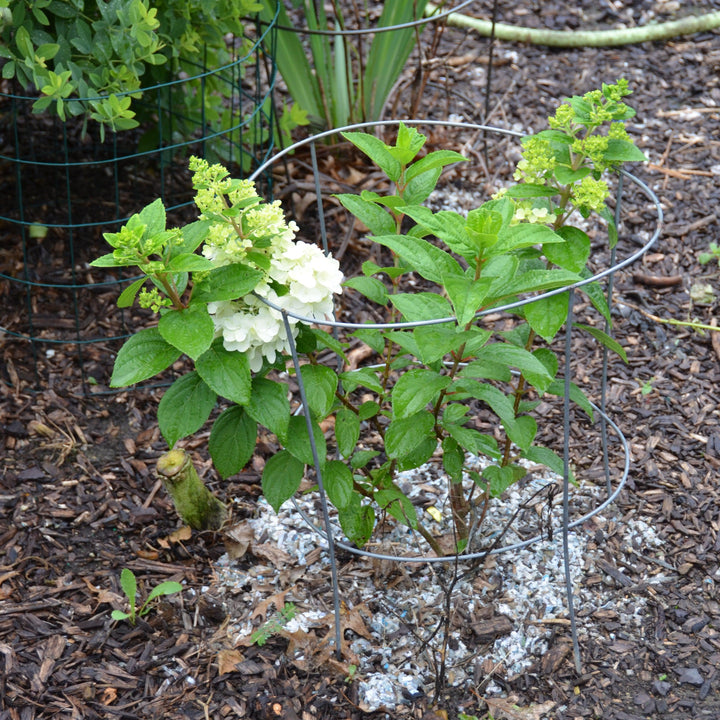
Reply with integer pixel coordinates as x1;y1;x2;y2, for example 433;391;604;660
93;80;646;554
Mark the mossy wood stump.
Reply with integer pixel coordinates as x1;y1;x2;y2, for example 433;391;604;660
156;449;227;531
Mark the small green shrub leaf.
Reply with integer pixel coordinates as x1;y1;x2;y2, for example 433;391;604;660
209;406;257;478
110;327;181;387
385;411;434;459
196;339;252;405
262;450;304;512
299;364;338;419
158;372;217;447
247;378;291;438
391;368;450;419
335;407;360;458
322;460;353;509
158;305;215;360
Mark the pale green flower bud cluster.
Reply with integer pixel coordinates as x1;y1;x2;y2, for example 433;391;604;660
513;137;556;185
573;176;609;213
138;287;172;313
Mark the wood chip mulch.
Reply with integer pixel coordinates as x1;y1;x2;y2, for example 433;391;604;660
3;1;720;717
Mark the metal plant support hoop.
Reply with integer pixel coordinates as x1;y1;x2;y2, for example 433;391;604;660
249;120;663;672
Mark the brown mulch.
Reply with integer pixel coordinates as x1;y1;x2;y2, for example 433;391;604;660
3;1;720;718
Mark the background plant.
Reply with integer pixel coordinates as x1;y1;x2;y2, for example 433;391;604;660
111;568;183;625
0;0;262;144
92;81;645;556
258;0;431;132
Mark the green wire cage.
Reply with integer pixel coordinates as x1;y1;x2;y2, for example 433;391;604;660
0;10;278;394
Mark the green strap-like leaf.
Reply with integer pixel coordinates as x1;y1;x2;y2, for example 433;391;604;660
110;327;181;387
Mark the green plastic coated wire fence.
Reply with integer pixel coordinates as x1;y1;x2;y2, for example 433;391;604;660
0;11;278;394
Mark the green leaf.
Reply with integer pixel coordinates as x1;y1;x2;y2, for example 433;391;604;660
506;183;560;198
158;372;217;447
335;407;360;458
544;226;591;272
396;435;437;471
405;150;467;182
574;323;627;362
138;198;166;236
390;292;452;321
299;364;338;419
413;325;471;364
524;291;570;343
442;436;464;482
158;305;215;360
372;234;463;284
144;581;183;605
334;194;395;236
196;339;252;405
399;206;474;259
604;139;647;163
322;460;353;509
443;273;491;326
581;280;611;324
523;445;574;484
117;277;146;308
546;379;594;420
262;450;304;513
385;411;434;459
119;568;137;603
338;495;374;547
344;276;388;306
391;368;450;419
166;253;214;272
463;344;553;384
341;131;402;182
486;223;565;259
284;415;326;466
553;165;591;185
339;367;384;394
193;263;264;303
483;465;518;498
209;406;257;479
375;486;417;528
110;327;181;387
247;378;290;439
403;166;441;206
444;424;500;460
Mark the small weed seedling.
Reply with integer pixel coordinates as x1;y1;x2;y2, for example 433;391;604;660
112;568;183;625
250;602;297;645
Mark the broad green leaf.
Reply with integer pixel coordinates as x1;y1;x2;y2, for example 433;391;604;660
158;305;215;360
546;379;594;420
209;406;257;478
284;415;326;466
144;581;183;605
405;150;467;182
523;445;575;484
544;226;591;272
299;364;338;419
375;486;417;528
483;465;519;498
581;278;611;324
335;406;360;458
339;367;384;394
372;234;463;284
442;436;464;482
247;378;290;439
403;166;441;205
351;449;380;469
508;414;537;452
117;276;146;308
193;263;263;302
358;401;380;420
399;206;474;259
464;344;553;384
341;131;402;182
310;328;348;359
396;435;437;471
444;424;501;460
158;372;217;447
390;292;452;322
390;122;426;165
383;330;422;361
110;327;181;387
574;323;627;362
413;325;471;364
385;411;434;459
524;291;570;343
494;269;581;298
138;198;166;237
334;194;395;236
443;273;491;325
352;327;385;354
486;223;565;258
119;568;137;602
174;220;213;256
322;460;353;509
391;368;450;419
196;339;252;405
166;253;214;272
262;450;304;513
344;276;388;306
604;138;647;163
338;495;374;547
553;165;591;185
466;206;504;252
506;183;560;198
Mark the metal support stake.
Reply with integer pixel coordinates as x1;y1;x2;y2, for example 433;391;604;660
563;287;582;674
281;311;344;659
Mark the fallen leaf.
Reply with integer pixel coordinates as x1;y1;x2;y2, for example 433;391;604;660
223;521;255;560
101;688;118;705
484;696;556;720
251;542;292;568
251;589;290;621
217;649;245;675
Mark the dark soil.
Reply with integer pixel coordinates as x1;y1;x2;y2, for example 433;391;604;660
3;2;720;718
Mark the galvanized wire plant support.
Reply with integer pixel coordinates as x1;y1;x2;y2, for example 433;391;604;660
0;9;278;392
249;120;663;673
